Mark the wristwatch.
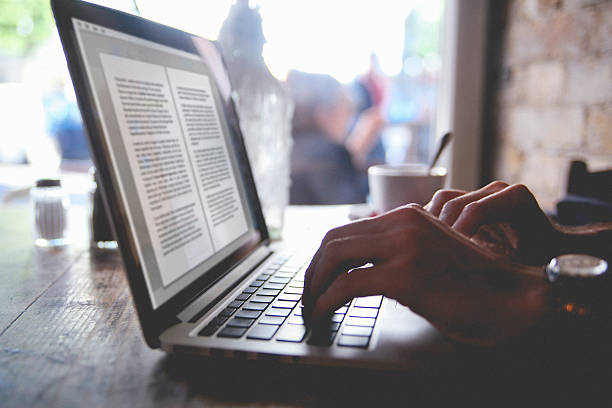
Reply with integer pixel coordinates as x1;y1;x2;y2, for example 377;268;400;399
546;254;609;319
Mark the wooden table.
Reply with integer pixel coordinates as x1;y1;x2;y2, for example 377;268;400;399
1;203;611;407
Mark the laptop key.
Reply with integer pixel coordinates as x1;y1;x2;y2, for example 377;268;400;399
243;302;268;311
258;273;271;280
250;280;265;287
331;313;345;323
269;277;291;284
338;335;370;348
235;293;251;301
219;307;237;317
259;315;286;325
276;325;307;342
263;283;285;290
212;315;229;326
257;288;281;297
273;272;294;278
287;315;304;325
251;295;275;303
279;265;301;274
278;293;301;302
283;287;303;295
228;300;244;309
247;324;279;340
265;307;291;317
198;322;219;337
218;326;247;338
334;306;348;314
345;316;377;327
354;296;383;308
227;317;256;328
235;309;262;319
272;300;297;309
307;330;337;346
342;326;373;337
243;286;258;294
349;308;378;318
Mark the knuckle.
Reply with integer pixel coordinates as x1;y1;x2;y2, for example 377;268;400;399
432;189;457;203
317;244;335;269
395;204;421;221
463;200;482;215
507;183;537;204
323;226;342;243
325;237;342;253
440;199;461;217
509;183;530;196
487;180;509;190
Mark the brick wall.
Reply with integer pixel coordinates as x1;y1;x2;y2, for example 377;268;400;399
493;0;612;210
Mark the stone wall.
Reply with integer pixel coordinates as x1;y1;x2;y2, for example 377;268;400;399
493;0;612;210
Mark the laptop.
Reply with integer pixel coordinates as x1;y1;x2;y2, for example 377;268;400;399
52;0;448;370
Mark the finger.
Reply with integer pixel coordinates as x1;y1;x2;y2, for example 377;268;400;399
439;181;509;227
307;233;396;309
425;189;466;216
309;265;388;324
303;207;422;307
303;218;386;308
452;184;541;237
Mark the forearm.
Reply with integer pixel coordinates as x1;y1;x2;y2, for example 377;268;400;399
344;134;371;170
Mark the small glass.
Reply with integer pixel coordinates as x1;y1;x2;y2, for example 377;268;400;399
31;178;69;247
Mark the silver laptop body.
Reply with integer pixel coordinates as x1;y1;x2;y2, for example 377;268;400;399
52;0;450;371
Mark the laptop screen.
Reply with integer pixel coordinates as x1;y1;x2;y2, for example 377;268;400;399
72;18;261;309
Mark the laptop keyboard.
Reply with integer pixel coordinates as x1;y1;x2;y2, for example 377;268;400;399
197;253;382;348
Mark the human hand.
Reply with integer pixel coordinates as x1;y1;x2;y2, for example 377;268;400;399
425;181;562;265
302;204;548;346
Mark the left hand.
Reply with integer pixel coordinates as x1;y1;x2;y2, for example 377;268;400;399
424;181;562;265
302;204;548;346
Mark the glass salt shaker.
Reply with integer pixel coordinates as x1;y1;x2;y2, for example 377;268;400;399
31;178;69;247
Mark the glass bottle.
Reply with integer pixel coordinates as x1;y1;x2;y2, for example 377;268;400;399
217;0;294;239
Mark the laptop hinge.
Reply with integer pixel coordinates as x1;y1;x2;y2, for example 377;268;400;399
176;245;272;323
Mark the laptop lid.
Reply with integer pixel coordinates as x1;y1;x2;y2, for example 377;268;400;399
52;0;270;348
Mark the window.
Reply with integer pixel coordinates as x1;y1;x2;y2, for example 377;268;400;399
137;0;445;165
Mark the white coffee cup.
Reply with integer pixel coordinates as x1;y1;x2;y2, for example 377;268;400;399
368;164;447;214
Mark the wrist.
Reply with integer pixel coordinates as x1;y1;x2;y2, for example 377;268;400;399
555;222;612;260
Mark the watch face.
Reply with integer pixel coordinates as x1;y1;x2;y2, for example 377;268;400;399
548;254;608;280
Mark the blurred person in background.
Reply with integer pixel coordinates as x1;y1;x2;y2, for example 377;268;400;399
287;70;384;205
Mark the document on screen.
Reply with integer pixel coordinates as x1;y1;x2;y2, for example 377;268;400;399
100;53;248;286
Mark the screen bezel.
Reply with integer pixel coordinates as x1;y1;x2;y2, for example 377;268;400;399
52;0;270;348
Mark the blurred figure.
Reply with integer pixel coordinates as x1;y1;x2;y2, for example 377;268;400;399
352;53;389;190
287;70;384;205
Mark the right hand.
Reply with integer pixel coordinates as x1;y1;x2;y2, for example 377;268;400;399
302;204;549;346
425;181;562;265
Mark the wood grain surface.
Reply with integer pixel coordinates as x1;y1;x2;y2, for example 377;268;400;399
2;205;611;407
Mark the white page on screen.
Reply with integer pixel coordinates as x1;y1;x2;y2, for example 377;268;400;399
165;68;248;250
72;18;255;308
100;53;216;286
